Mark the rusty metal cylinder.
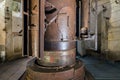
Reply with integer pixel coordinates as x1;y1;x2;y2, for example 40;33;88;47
29;0;39;57
25;59;85;80
40;0;76;67
81;0;89;29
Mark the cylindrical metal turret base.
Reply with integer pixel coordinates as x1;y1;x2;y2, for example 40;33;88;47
25;59;85;80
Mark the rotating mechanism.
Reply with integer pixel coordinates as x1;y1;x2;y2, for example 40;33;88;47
38;0;77;67
25;0;86;80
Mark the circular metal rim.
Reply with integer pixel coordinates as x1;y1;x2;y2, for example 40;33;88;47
44;41;76;51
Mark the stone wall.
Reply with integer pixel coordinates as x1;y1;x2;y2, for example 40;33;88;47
107;0;120;60
0;0;6;61
87;0;120;61
0;0;23;62
5;0;23;61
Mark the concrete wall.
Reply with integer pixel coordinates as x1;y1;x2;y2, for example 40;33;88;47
0;0;23;61
107;0;120;60
85;0;111;50
0;0;6;61
87;0;120;61
5;0;23;61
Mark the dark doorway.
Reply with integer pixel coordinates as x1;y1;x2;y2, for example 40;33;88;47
23;0;29;55
76;0;82;38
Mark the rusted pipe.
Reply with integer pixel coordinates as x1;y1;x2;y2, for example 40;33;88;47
81;0;90;37
29;0;39;57
38;0;45;59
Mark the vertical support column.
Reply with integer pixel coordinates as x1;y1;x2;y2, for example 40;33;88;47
95;0;98;51
38;0;45;59
29;0;39;57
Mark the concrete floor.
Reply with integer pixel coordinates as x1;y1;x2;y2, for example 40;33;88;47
77;56;120;80
0;56;120;80
0;57;33;80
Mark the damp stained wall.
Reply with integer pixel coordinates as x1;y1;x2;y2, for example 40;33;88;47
107;0;120;60
0;0;23;61
97;0;120;60
6;0;23;61
87;0;120;61
85;0;111;50
0;0;6;61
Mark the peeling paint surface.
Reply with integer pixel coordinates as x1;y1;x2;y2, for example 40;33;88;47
0;0;5;45
4;0;23;61
86;0;120;60
108;0;120;52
